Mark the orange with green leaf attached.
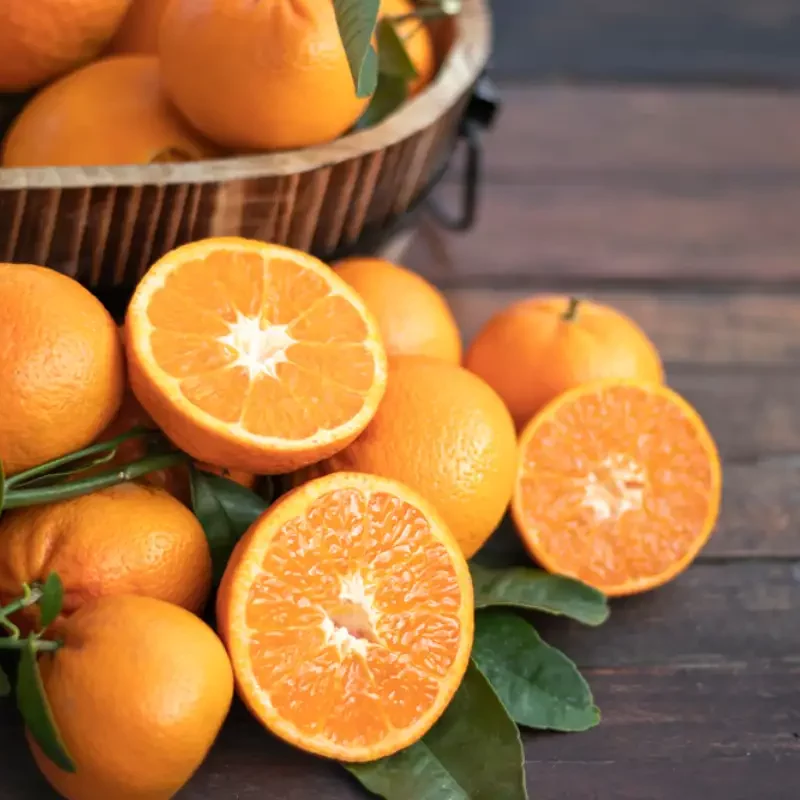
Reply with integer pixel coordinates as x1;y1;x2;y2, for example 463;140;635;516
0;483;213;632
26;594;233;800
465;295;665;430
159;0;371;151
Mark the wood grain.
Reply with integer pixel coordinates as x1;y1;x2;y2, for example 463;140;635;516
417;85;800;284
490;0;800;85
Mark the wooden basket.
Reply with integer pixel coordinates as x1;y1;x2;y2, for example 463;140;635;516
0;0;491;291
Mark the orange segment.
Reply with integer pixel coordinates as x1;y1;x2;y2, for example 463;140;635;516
216;472;474;762
125;238;387;474
512;379;722;597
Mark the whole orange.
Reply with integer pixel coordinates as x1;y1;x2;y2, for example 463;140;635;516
0;483;212;631
297;355;517;558
2;56;218;168
29;594;233;800
465;295;665;430
96;390;257;505
0;264;124;476
333;257;462;363
159;0;371;151
0;0;133;92
108;0;169;55
380;0;436;94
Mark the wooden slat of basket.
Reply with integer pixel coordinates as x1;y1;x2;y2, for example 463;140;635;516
0;0;491;288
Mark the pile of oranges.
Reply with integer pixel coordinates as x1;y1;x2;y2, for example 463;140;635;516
0;0;436;168
0;237;721;798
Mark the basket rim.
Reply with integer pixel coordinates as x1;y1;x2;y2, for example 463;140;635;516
0;0;491;191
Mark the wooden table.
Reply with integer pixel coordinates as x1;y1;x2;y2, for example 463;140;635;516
4;4;800;797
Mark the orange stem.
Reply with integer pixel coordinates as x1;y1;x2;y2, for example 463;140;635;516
562;297;581;322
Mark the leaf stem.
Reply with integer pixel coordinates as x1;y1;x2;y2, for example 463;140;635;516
0;637;61;652
5;427;156;488
0;586;43;619
3;452;189;510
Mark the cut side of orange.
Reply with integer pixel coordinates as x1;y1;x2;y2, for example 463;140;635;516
125;238;387;474
216;472;474;762
512;379;722;597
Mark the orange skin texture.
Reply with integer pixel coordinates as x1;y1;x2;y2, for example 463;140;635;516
30;594;233;800
0;483;212;632
380;0;436;94
334;258;462;364
159;0;370;151
465;295;665;430
0;0;133;92
0;263;124;476
299;355;517;558
96;389;256;506
107;0;169;55
2;56;219;168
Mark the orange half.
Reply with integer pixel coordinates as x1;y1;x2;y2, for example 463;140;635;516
216;472;474;761
125;238;388;474
512;379;722;596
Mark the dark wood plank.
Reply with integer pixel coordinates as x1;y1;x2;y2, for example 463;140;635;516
491;0;800;85
416;180;800;284
422;86;800;284
474;86;800;178
2;563;797;799
524;663;800;800
445;288;800;366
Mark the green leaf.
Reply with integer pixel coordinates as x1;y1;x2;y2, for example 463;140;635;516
191;470;268;583
38;574;64;630
333;0;380;98
377;18;418;79
17;636;76;773
347;661;527;799
357;72;409;129
0;458;5;514
470;563;609;627
0;664;10;698
473;610;600;732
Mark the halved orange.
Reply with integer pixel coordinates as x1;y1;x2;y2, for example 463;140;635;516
125;238;388;474
512;379;722;597
216;471;474;762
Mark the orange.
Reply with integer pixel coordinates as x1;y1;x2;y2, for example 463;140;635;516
96;389;256;505
216;471;473;761
125;237;387;474
297;355;517;558
512;379;722;597
29;594;233;800
0;264;124;477
466;295;665;430
2;56;218;168
108;0;169;55
159;0;371;152
0;0;133;92
333;257;461;363
0;483;212;630
380;0;436;94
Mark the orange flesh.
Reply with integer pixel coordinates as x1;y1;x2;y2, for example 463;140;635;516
141;248;377;441
224;478;472;760
514;381;721;596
